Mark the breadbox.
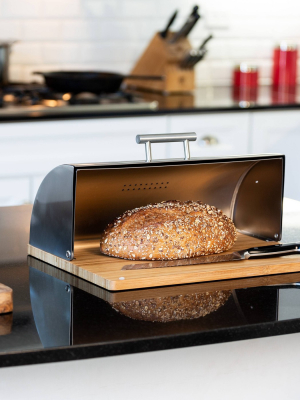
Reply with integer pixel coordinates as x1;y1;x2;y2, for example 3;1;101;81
28;133;285;290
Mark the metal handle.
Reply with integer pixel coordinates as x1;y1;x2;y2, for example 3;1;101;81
136;132;197;162
244;243;300;259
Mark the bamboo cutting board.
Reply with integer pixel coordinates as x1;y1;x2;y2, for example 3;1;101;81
28;233;300;291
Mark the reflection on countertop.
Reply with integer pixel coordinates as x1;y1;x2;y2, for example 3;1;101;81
1;199;300;368
130;85;299;111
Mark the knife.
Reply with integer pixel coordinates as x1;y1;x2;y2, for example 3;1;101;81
180;48;206;69
199;34;213;50
169;5;200;43
160;10;178;39
180;34;212;69
122;243;300;270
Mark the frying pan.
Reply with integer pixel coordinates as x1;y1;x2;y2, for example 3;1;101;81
34;71;164;94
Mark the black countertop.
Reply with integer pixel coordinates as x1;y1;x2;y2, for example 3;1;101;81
0;85;299;122
1;199;300;368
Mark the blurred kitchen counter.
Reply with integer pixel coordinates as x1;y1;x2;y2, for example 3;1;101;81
130;85;300;113
0;85;299;122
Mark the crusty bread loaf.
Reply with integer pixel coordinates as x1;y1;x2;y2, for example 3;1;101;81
100;200;237;261
111;290;232;322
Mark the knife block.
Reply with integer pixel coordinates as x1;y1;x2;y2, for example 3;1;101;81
125;32;195;93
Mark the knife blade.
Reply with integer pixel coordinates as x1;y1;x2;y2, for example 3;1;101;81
169;5;200;43
122;243;300;270
160;10;178;39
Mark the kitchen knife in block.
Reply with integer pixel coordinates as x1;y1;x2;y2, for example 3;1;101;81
0;283;13;314
122;243;300;270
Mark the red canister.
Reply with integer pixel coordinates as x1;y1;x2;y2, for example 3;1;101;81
233;63;258;87
272;43;298;87
232;64;258;104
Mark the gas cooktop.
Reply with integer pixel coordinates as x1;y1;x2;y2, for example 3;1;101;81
0;83;158;116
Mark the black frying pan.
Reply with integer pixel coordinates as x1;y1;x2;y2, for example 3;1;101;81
34;71;164;94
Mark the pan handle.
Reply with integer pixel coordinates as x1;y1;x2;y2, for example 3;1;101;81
125;75;165;80
136;132;197;162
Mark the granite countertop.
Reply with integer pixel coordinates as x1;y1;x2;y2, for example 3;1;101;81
1;199;300;368
0;85;299;122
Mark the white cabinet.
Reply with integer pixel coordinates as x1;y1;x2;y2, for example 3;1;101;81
251;110;300;201
166;113;251;159
0;116;168;206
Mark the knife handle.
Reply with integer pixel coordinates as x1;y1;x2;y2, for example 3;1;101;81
245;243;300;259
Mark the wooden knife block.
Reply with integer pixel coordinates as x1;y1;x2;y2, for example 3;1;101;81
125;32;195;93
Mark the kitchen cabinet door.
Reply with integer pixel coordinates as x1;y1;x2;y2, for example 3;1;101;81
167;113;251;159
0;116;168;205
251;110;300;201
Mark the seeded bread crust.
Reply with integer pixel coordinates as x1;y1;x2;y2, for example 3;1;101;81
111;290;232;322
100;200;237;261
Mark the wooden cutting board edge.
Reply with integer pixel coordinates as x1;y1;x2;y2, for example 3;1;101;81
28;242;300;291
28;255;300;303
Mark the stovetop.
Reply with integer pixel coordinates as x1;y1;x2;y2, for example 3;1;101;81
0;83;158;116
1;83;300;121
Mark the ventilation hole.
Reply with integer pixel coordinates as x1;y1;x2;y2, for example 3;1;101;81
143;188;146;190
122;182;170;191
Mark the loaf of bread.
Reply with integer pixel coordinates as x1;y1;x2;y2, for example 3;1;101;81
100;200;237;261
111;290;232;322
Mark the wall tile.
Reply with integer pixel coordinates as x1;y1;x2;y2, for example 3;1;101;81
0;20;21;39
9;64;23;82
10;42;43;64
41;43;80;64
80;42;144;63
61;20;102;41
21;20;62;40
83;0;122;18
2;0;42;18
122;0;159;18
41;0;82;18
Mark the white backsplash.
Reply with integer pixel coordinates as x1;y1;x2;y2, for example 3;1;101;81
0;0;300;86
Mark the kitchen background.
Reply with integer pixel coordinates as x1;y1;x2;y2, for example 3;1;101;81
0;0;299;86
1;0;300;207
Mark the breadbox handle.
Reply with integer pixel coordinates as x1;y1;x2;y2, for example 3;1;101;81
136;132;197;162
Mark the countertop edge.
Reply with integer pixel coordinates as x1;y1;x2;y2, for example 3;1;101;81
1;104;300;123
1;319;300;369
